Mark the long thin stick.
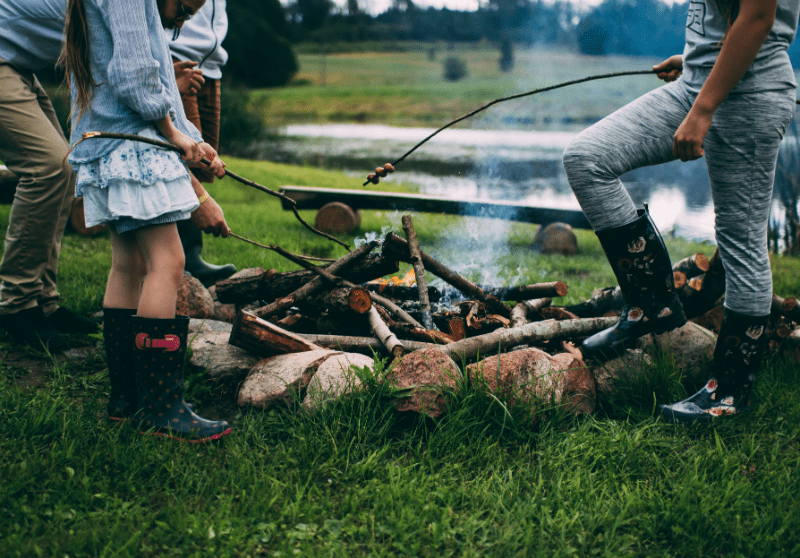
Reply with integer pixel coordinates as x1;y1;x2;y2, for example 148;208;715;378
229;232;335;262
362;69;658;185
78;131;350;250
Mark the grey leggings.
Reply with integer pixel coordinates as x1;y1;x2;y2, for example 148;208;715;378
562;78;796;316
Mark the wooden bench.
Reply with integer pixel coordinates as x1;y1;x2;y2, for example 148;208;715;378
279;185;591;234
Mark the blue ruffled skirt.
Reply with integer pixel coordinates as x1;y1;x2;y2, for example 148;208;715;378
74;128;199;233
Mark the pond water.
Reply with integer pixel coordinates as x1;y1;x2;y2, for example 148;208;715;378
261;122;796;245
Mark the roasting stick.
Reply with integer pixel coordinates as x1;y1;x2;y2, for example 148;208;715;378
77;131;350;250
229;233;335;262
363;69;659;185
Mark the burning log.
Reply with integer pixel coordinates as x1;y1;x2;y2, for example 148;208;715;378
402;214;434;330
438;316;617;361
302;287;372;316
270;245;424;328
252;240;378;319
229;311;324;357
383;232;511;317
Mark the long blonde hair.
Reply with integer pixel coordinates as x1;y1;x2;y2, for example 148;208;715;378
58;0;96;122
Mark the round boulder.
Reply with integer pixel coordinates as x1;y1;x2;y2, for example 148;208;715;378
388;348;462;418
177;273;215;319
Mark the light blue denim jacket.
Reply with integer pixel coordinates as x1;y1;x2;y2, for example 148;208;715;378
68;0;202;164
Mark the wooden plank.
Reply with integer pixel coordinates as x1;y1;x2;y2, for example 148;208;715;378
279;186;592;229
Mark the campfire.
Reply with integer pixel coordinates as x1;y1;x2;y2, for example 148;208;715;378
192;216;800;418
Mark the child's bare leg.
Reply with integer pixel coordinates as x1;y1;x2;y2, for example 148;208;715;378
104;230;146;309
133;223;185;318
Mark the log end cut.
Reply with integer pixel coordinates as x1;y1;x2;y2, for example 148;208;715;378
315;202;361;234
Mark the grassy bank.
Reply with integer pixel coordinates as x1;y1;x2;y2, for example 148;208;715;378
255;47;666;130
3;157;800;556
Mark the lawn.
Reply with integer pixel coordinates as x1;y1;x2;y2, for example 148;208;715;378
254;47;668;130
2;155;800;557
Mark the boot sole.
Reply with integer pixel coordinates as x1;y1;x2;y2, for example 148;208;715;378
660;405;748;424
142;426;232;444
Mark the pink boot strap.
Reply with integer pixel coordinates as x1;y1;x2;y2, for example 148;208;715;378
135;333;180;351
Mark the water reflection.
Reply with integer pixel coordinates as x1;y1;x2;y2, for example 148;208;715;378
264;123;796;244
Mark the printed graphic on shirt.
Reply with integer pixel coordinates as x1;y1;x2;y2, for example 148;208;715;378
687;1;706;36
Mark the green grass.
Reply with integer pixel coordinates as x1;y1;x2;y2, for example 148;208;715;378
2;156;800;556
255;47;668;130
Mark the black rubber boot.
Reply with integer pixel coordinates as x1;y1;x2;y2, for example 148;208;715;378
48;306;101;335
581;208;686;362
133;315;230;443
0;306;68;352
177;219;236;286
659;309;769;423
104;308;138;421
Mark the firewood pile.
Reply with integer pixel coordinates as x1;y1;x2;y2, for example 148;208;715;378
218;223;613;363
187;219;799;420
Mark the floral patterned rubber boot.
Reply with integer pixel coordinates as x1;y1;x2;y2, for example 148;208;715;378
133;315;230;443
104;308;138;421
659;309;769;423
581;208;686;362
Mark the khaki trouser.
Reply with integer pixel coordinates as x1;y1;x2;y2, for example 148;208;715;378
0;60;75;316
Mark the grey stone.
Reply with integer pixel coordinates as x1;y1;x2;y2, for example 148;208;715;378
302;353;374;410
637;321;716;383
238;349;340;410
591;349;653;399
187;331;259;382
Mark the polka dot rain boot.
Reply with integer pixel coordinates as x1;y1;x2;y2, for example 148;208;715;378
132;315;230;443
581;207;686;362
660;308;769;423
104;308;138;421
